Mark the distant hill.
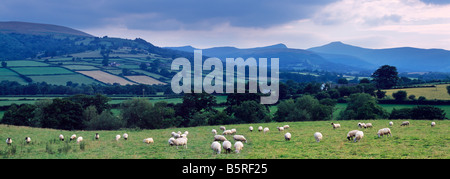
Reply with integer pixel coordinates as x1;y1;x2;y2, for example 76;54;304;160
0;21;93;37
308;41;450;72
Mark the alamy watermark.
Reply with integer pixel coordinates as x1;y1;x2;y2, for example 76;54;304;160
171;50;279;104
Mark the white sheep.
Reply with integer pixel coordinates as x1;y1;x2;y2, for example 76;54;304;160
222;130;232;135
314;132;323;142
400;121;410;126
233;135;247;143
222;141;232;153
277;127;284;132
249;126;253;132
431;122;436;127
70;134;77;141
143;138;154;144
184;131;189;135
214;135;227;142
220;126;226;131
76;137;83;144
116;135;121;141
173;137;188;149
231;129;237;134
172;132;181;139
25;137;31;144
123;133;128;140
211;141;221;154
212;129;217;135
365;123;373;128
358;122;366;128
6;138;12;145
168;137;175;146
346;130;359;141
263;127;269;134
283;125;290;129
389;121;393;126
234;141;244;153
331;122;341;129
180;134;187;138
285;132;291;141
95;133;99;140
377;128;392;138
59;134;64;141
354;131;364;142
258;126;263;132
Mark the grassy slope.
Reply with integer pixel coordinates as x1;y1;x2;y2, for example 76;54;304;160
384;84;450;100
1;120;448;159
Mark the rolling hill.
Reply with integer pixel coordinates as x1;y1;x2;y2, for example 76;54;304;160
0;21;93;37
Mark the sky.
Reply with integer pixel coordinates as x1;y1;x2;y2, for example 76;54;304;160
1;0;450;50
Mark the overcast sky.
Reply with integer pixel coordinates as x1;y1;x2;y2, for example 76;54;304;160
1;0;450;49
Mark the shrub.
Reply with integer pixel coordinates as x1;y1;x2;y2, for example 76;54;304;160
393;90;407;101
338;93;388;120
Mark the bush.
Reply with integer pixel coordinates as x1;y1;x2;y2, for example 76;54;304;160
389;106;447;120
338;93;388;120
275;95;334;122
85;110;124;130
392;90;407;101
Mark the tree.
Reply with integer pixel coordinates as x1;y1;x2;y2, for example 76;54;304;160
392;90;407;101
371;65;399;89
41;98;84;130
232;100;271;124
1;61;7;68
120;98;152;128
338;93;388;120
275;95;334;122
337;78;348;84
447;85;450;95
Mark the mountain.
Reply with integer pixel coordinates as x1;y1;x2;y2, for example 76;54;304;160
308;41;450;72
166;43;367;72
0;21;93;37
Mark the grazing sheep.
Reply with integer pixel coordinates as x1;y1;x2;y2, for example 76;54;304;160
168;137;175;146
331;122;341;129
346;130;359;141
222;141;232;153
220;126;226;131
180;134;187;138
222;130;232;135
6;138;12;145
389;121;394;126
354;131;364;142
263;127;269;134
95;133;99;140
116;135;121;141
59;134;64;141
233;135;247;143
231;129;237;134
283;125;290;129
285;132;291;141
234;141;244;153
258;126;263;132
70;134;77;141
214;135;227;142
173;137;188;149
431;122;436;127
277;127;284;132
123;133;128;140
184;131;189;135
377;128;392;138
212;129;217;135
249;126;253;132
211;141;221;154
76;137;83;144
314;132;323;143
143;138;154;144
358;123;366;128
25;137;31;144
365;123;373;128
172;132;181;139
400;121;410;126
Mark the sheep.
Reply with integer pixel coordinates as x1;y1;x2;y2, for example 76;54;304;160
431;122;436;127
180;134;187;139
25;137;31;144
184;131;189;135
168;137;175;146
314;132;323;142
173;137;188;149
346;130;359;141
277;127;284;132
143;138;154;144
234;141;244;153
76;137;83;144
263;127;269;134
59;134;64;141
331;122;341;129
222;141;232;153
285;132;291;141
172;132;181;139
123;133;128;140
358;123;366;128
389;121;394;126
365;123;373;128
212;129;217;135
95;133;99;140
283;125;290;129
354;131;364;142
70;134;77;141
231;129;237;134
222;130;232;135
233;135;247;143
249;126;253;132
377;128;392;138
258;126;263;132
6;138;12;145
116;135;121;141
220;126;226;131
400;121;410;126
211;141;221;154
214;135;227;142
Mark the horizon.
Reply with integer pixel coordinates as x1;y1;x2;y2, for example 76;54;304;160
1;0;450;50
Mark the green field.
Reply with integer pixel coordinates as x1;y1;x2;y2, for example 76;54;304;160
4;60;49;67
11;67;74;75
28;74;101;85
1;120;448;159
384;84;450;100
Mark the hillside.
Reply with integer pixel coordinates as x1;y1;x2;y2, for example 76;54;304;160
0;21;93;37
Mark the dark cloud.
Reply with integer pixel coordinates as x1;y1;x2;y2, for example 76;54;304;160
0;0;338;30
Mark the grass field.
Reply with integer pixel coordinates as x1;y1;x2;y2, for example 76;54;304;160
1;120;448;159
77;70;136;85
28;74;101;85
384;84;450;100
11;67;74;75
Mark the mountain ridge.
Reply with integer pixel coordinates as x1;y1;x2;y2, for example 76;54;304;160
0;21;93;37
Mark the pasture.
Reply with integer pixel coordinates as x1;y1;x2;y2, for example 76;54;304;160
76;70;136;85
384;84;450;100
1;120;448;159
